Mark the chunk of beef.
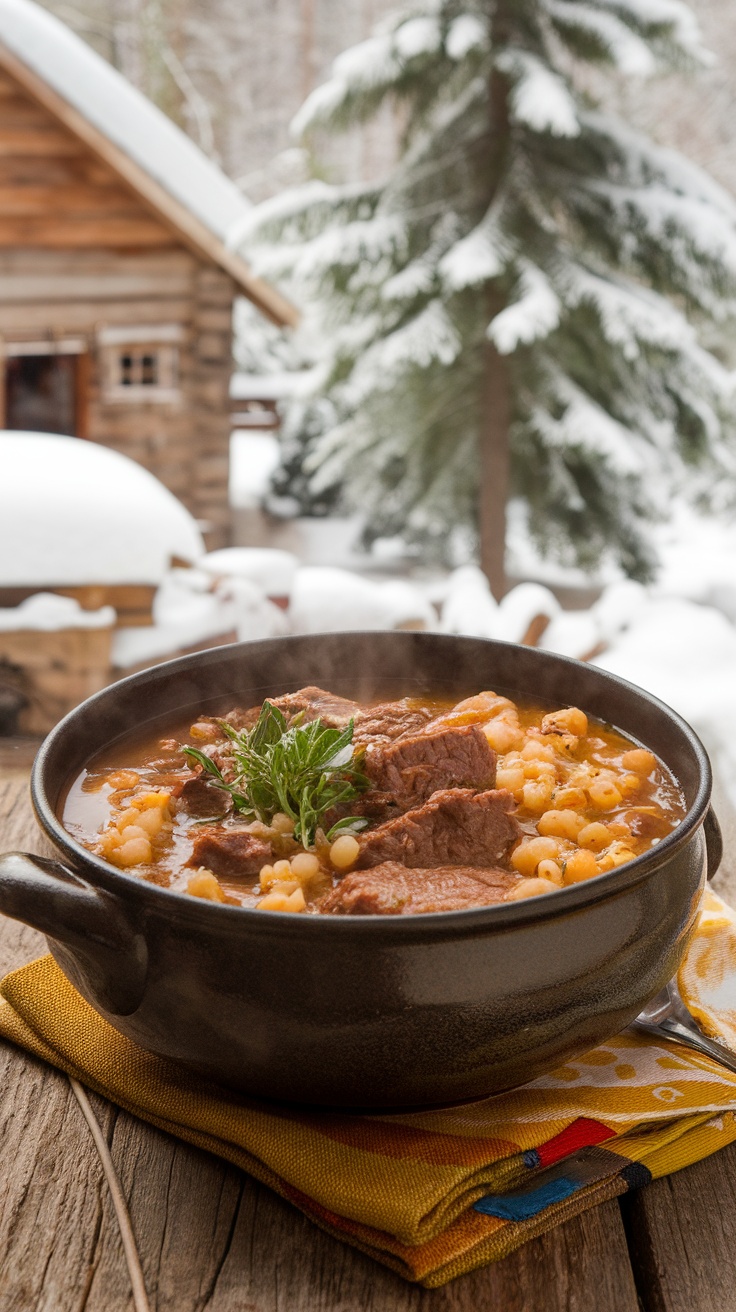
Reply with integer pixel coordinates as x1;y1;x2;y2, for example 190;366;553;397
176;774;232;819
319;862;520;915
353;699;436;748
332;790;403;827
225;686;360;732
365;724;496;811
221;706;261;731
357;788;520;869
270;686;360;727
187;827;271;879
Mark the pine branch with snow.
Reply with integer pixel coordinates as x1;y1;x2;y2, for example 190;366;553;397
239;0;736;582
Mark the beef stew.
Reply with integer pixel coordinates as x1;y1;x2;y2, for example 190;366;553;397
62;684;687;914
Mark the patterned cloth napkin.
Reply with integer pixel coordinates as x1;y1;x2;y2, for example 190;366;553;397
3;888;736;1287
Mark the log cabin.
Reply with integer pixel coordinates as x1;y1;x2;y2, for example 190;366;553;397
0;0;296;552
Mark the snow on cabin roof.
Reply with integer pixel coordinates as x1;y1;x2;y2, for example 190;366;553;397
0;432;205;586
0;0;297;326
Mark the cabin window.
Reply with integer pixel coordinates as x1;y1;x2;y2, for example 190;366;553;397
98;325;182;404
1;339;89;438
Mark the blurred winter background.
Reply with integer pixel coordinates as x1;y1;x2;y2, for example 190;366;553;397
4;0;736;865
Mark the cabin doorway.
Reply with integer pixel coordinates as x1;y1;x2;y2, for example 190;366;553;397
2;342;89;437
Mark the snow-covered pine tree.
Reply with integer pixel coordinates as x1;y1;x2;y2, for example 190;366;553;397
238;0;736;591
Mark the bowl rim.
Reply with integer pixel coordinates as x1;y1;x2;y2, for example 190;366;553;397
30;632;712;933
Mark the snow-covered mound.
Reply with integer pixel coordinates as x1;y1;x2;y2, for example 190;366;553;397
594;598;736;730
0;593;114;630
441;567;560;643
652;504;736;622
0;432;204;585
113;567;288;669
289;567;436;633
592;596;736;857
201;547;298;597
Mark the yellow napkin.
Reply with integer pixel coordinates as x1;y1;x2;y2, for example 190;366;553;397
2;887;736;1286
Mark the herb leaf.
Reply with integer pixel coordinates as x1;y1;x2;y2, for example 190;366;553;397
325;815;370;841
183;703;369;847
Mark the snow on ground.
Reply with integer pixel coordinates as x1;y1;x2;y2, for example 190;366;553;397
593;597;736;746
113;569;286;669
0;432;204;585
652;502;736;620
201;547;298;596
229;433;281;509
0;594;114;631
289;567;436;633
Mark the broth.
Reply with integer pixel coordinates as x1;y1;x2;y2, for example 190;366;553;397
62;685;687;914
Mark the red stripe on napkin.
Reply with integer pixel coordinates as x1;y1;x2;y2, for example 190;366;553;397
537;1118;615;1166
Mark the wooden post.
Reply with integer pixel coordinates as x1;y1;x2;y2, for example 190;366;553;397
75;350;91;439
480;338;510;599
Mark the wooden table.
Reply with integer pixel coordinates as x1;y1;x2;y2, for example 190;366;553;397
3;763;736;1312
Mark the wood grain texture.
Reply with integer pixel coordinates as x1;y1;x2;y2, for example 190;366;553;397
0;268;195;301
0;247;195;273
0;184;160;215
0;49;296;322
0;215;175;247
192;1185;640;1312
0;125;81;155
622;1146;736;1312
0;774;655;1310
0;78;173;249
0;297;191;331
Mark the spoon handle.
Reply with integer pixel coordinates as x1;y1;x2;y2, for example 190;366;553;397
634;1016;736;1076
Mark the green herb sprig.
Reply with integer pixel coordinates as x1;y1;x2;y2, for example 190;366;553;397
183;701;369;847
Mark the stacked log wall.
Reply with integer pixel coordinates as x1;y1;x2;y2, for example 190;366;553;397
190;265;235;549
0;66;235;549
0;626;113;735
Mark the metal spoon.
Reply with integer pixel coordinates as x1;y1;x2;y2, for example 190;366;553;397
634;980;736;1074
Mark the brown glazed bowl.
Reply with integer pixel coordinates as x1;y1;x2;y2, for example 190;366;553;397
0;632;722;1109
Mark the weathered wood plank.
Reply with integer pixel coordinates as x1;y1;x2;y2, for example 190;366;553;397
0;214;174;247
0;738;39;778
0;776;54;976
0;627;112;671
0;297;189;331
0;125;82;155
622;1148;736;1312
0;184;158;215
0;69;174;246
0;247;195;273
0;773;644;1310
0;780;135;1310
0;97;72;128
197;1187;640;1312
0;269;194;301
0;1041;129;1312
0;154;121;187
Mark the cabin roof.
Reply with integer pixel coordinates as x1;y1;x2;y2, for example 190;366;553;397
0;0;296;326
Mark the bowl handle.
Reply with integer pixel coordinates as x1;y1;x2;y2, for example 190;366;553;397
0;852;147;1015
705;807;723;882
